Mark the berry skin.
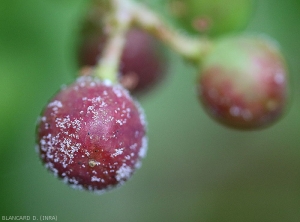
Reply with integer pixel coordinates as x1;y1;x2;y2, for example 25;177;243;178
197;35;289;130
78;28;167;95
36;76;147;193
168;0;253;37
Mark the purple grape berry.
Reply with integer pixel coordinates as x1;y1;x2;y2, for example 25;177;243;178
36;76;147;193
78;28;167;95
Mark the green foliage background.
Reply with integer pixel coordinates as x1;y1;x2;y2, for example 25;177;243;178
1;0;300;221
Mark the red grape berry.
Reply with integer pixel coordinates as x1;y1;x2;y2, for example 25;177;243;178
197;35;289;130
36;76;147;193
78;28;168;95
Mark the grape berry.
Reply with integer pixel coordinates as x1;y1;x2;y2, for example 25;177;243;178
78;28;167;95
168;0;253;36
197;35;288;129
36;76;147;193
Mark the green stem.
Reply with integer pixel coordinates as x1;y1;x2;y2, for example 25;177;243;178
93;0;212;82
94;0;132;83
128;0;212;64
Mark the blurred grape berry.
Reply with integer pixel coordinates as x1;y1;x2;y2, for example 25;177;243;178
78;28;168;95
168;0;253;37
197;35;289;129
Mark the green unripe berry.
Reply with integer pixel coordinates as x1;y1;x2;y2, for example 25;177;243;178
168;0;253;37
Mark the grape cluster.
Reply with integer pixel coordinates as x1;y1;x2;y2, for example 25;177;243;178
36;0;289;194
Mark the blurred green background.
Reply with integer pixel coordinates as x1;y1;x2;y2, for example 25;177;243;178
1;0;300;221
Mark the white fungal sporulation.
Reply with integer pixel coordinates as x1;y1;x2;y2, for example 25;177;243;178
48;100;63;115
116;119;127;126
69;177;79;185
103;79;113;86
45;161;58;177
116;164;132;181
113;86;123;98
125;155;131;160
136;99;147;128
134;160;142;169
130;143;137;150
138;135;148;158
48;100;63;108
62;177;84;190
87;106;95;114
72;119;82;132
40;102;84;169
91;176;101;182
111;148;125;157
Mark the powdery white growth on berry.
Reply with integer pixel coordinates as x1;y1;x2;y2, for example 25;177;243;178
36;76;148;193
